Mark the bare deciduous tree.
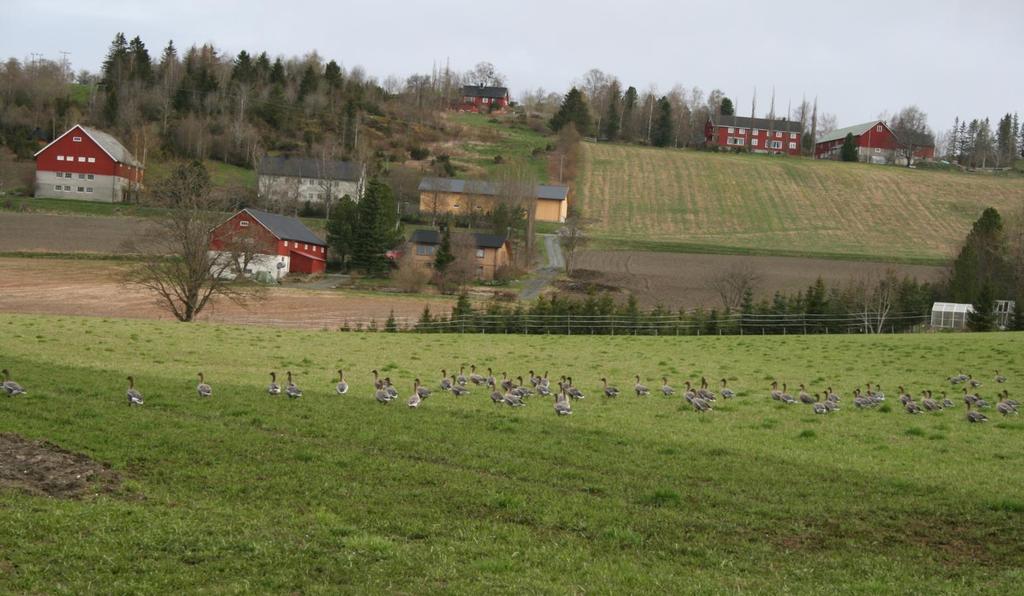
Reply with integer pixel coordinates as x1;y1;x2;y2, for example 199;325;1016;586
848;269;899;333
709;263;761;310
219;221;278;278
497;161;538;269
392;251;432;293
559;208;589;275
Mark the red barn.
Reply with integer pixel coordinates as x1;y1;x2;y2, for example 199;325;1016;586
209;208;327;278
704;115;803;155
33;124;143;202
456;85;510;112
814;120;935;164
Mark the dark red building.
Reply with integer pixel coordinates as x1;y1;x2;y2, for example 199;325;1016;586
704;115;803;155
456;85;510;112
209;208;327;277
33;124;144;202
815;120;935;164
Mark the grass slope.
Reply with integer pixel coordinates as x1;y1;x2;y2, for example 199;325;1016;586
447;113;551;182
1;314;1022;593
579;143;1024;263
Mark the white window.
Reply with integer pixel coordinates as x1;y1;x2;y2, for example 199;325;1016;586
476;249;485;258
77;186;84;192
239;220;250;228
775;131;782;138
78;156;86;162
752;138;759;147
86;187;93;193
768;140;782;150
790;132;797;139
738;128;746;135
284;241;289;247
87;157;95;163
752;128;759;135
874;147;881;153
54;184;61;191
788;142;797;150
78;173;85;179
876;125;883;132
57;155;65;161
87;174;94;180
727;127;735;133
72;136;82;142
64;185;71;190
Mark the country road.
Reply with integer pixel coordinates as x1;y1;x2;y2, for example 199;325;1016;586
519;233;563;301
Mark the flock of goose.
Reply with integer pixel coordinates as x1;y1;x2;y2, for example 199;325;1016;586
3;366;1016;423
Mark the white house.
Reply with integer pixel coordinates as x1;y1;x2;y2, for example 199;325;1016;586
257;156;365;205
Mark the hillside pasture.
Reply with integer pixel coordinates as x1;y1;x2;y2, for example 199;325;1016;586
1;314;1022;593
578;144;1024;263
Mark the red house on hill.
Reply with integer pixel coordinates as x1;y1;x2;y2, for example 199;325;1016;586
209;208;327;278
33;124;143;202
814;120;935;164
456;85;510;112
704;115;803;155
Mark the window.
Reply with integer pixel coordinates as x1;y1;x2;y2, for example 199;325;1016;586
752;128;759;135
303;244;308;249
768;140;782;150
77;186;84;192
738;128;746;135
54;184;61;191
79;173;85;179
87;157;95;163
752;138;759;147
876;125;883;132
57;155;65;161
86;187;93;193
239;220;250;228
284;241;289;247
78;156;86;162
476;248;485;259
72;136;82;142
727;127;735;133
87;174;94;180
416;245;435;256
874;147;881;153
788;142;797;150
790;132;797;139
775;131;782;138
64;185;71;190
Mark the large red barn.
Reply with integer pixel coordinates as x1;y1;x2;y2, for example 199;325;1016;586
33;124;143;202
814;120;935;164
209;208;327;278
704;115;803;155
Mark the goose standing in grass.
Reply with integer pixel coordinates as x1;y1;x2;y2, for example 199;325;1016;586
601;377;620;398
966;403;988;423
683;381;697;403
770;381;783;401
513;376;532;397
691;396;712;412
196;372;212;398
565;377;585;400
812;395;828;415
962;388;979;408
996;391;1018;416
780;383;796;404
408;381;422;408
126;376;144;406
661;377;675;397
995;371;1007;384
968;375;982;389
451;379;470;396
634;375;650;397
898;386;913;406
268;372;281;396
798;384;815;404
503;390;525;407
2;369;25;396
375;383;391;404
940;392;954;409
456;366;468;386
719;379;735;399
384;378;399;400
469;365;485;385
698;377;716;401
335;370;349;395
905;400;922;414
414;378;431;399
500;372;514;392
285;371;303;399
554;390;573;416
921;391;941;412
488;381;505;404
440;370;453;391
824;386;840;403
485;368;496;388
536;382;553;397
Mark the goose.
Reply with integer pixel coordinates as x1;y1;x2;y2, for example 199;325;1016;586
469;365;485;385
372;369;383;390
697;377;716;401
529;370;541;387
965;403;987;423
440;370;453;391
898;386;913;406
691;396;712;412
824;386;840;403
268;372;281;396
996;391;1017;416
1;369;25;396
968;375;982;389
661;377;675;397
798;384;815;404
853;389;872;409
683;381;697;403
126;376;144;406
822;397;840;412
335;370;349;395
538;372;551;390
500;372;514;392
456;366;468;386
554;390;572;416
513;376;532;397
634;375;650;397
451;377;470;396
536;382;552;397
196;372;212;398
285;371;303;399
940;392;954;409
384;378;399;400
870;384;886;401
565;377;585;400
408;381;422;408
415;378;431;399
995;371;1007;384
780;383;796;404
504;391;525;407
769;381;783;401
921;391;941;412
601;377;620;398
905;400;922;414
485;368;496;388
812;396;828;415
720;379;735;399
488;381;504;404
375;383;390;404
962;387;978;407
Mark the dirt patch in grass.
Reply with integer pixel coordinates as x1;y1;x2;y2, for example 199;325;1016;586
0;212;151;253
0;433;121;499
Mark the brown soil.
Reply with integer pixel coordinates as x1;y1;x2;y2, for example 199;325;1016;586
0;258;452;329
570;250;946;309
0;433;121;499
0;212;152;253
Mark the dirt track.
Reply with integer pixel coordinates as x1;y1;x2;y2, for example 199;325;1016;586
572;250;946;309
0;212;152;253
0;258;451;328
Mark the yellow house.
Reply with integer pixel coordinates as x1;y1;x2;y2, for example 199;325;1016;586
408;229;511;280
418;177;569;223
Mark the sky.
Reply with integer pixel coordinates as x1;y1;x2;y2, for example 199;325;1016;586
3;0;1022;132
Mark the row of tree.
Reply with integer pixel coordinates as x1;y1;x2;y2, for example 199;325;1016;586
945;113;1022;168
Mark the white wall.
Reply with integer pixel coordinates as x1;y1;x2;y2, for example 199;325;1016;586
209;251;290;281
258;174;362;204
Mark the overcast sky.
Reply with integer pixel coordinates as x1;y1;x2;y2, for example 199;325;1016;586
3;0;1022;132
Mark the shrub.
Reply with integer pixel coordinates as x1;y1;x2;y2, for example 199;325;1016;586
409;146;430;160
391;253;432;293
493;155;504;164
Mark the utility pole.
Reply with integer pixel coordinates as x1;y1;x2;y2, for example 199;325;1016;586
59;50;71;81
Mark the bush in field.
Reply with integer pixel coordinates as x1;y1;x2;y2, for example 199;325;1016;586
392;253;432;293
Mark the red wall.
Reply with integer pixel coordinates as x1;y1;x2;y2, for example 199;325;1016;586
705;121;802;155
35;125;143;183
210;211;327;273
457;95;510;112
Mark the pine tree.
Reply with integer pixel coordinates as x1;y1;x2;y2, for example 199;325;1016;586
549;87;592;135
650;96;674;147
350;180;392;275
840;133;858;161
621;86;638;142
603;80;622;141
231;51;256;84
326;195;358;270
950;207;1010;303
127;36;153;84
433;221;455;272
967;283;995;331
385;310;398;332
269;58;286;86
101;33;129;90
297;64;319;102
720;97;735;116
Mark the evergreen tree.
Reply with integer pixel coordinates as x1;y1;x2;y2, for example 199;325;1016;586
326;195;358;270
650;96;674;147
297;64;319;101
269;58;286;86
840;133;859;161
101;33;129;90
127;36;153;84
254;52;271;81
950;207;1010;303
720;97;735;116
324;60;343;89
621;86;638;142
417;304;434;332
231;51;256;84
385;310;398;332
350;180;399;275
967;283;995;331
452;292;473;320
603;80;622;141
433;220;455;272
549;87;592;135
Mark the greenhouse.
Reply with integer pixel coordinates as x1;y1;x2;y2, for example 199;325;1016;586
930;302;973;330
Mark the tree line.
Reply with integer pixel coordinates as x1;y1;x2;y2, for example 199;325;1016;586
945;113;1022;168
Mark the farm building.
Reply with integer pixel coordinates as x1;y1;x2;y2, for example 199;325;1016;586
930;302;973;330
814;120;935;164
408;229;510;280
209;208;327;279
455;85;510;112
704;115;803;155
33;124;143;202
418;177;569;223
257;156;365;205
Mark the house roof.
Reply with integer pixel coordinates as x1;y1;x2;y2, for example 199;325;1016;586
816;121;884;144
418;177;569;201
33;124;142;167
258;156;363;182
242;208;326;246
409;229;508;249
460;85;509;99
709;115;803;134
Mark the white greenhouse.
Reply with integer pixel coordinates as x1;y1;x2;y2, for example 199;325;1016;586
930;302;973;330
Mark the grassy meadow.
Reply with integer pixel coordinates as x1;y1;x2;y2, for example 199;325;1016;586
447;113;551;182
1;314;1023;593
578;143;1024;263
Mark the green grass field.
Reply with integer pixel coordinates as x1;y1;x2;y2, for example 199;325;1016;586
579;143;1024;263
2;314;1022;592
448;113;551;182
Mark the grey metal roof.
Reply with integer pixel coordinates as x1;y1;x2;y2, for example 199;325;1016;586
418;177;568;201
409;228;507;249
708;115;803;134
816;121;882;144
460;85;509;99
258;156;363;182
243;208;325;245
78;126;142;167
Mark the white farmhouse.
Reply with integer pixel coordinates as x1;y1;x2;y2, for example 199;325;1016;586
257;156;365;205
